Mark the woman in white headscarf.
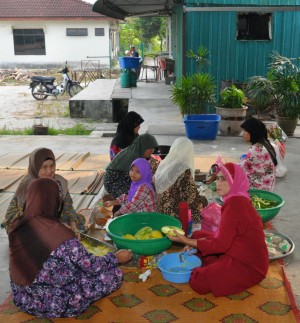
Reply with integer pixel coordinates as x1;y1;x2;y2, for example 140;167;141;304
154;137;207;223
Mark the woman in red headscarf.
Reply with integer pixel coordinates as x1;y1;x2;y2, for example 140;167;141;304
8;178;132;318
168;160;269;297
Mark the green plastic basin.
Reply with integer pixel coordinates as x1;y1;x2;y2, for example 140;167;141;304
249;189;285;223
107;212;182;255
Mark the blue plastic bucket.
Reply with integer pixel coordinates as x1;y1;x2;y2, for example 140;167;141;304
119;57;140;69
183;114;220;140
157;252;202;283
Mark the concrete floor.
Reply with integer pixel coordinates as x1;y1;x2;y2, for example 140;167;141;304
0;80;299;309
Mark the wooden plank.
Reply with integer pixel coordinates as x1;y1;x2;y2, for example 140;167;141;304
72;154;110;171
56;153;84;170
0;169;25;192
0;153;30;169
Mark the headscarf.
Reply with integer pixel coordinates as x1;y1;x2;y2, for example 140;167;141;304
111;112;144;150
241;118;277;166
216;158;250;202
128;158;154;202
154;137;195;194
9;178;75;286
107;133;158;172
14;148;68;206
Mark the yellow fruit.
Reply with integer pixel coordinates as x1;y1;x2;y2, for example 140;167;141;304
151;230;163;239
161;226;185;237
140;233;152;240
134;226;153;239
122;234;136;240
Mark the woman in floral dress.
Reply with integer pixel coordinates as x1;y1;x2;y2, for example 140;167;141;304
240;118;277;191
8;178;132;318
154;137;208;224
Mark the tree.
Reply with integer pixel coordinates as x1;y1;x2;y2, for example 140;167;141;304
119;17;166;56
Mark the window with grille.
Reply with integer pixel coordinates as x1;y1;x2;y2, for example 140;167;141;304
13;29;46;55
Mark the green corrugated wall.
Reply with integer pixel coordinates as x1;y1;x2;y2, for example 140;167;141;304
171;2;300;93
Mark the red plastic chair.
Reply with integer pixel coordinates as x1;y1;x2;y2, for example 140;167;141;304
157;57;167;80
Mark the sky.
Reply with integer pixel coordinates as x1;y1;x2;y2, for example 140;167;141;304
84;0;97;3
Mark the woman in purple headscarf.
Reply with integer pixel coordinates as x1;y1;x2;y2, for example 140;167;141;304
104;158;156;216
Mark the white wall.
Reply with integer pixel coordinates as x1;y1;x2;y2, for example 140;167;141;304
0;19;116;68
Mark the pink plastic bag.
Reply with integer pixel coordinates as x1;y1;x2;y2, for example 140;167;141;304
201;203;221;236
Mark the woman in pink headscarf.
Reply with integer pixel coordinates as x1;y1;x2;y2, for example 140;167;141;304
168;160;269;297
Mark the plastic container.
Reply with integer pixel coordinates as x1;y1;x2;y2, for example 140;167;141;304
118;57;140;69
107;212;182;255
120;70;131;88
249;189;285;223
187;209;192;236
183;114;221;140
157;252;202;283
179;202;189;235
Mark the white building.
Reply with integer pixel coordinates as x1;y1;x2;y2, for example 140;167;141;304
0;0;119;68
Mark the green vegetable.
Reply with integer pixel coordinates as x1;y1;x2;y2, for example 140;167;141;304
251;195;279;209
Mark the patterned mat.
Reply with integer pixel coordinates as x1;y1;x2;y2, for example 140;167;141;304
0;261;299;323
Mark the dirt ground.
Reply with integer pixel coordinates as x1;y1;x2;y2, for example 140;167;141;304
0;85;109;131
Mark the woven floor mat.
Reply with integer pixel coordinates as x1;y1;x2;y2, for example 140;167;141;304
0;261;299;322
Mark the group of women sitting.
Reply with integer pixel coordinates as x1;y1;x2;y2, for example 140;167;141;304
2;112;283;318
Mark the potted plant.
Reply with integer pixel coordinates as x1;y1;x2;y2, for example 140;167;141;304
268;51;300;136
245;76;275;119
215;85;248;136
170;46;220;140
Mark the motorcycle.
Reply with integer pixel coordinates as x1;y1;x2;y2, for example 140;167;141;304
29;62;83;100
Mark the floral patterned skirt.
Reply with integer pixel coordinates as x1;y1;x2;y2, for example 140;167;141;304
11;239;123;318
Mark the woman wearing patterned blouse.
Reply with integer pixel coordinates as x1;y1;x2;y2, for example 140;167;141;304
240;118;277;191
2;148;85;234
154;137;208;224
8;178;132;318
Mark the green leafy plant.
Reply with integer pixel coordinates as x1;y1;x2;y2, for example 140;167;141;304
219;85;246;109
186;46;210;73
170;73;216;115
245;76;275;117
268;51;300;119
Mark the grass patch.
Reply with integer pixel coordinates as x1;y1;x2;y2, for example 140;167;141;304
0;124;93;136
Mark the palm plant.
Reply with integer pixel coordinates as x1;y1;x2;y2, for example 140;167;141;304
170;73;216;115
186;46;210;73
268;51;300;119
245;76;275;118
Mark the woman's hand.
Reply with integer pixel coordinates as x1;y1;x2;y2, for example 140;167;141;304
115;249;133;264
167;230;189;244
168;231;197;248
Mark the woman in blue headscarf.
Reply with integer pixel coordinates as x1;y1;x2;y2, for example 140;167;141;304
104;158;156;217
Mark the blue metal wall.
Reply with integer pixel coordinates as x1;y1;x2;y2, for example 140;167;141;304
183;10;300;92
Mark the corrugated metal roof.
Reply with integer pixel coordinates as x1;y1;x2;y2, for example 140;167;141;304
0;0;108;19
93;0;182;20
